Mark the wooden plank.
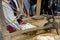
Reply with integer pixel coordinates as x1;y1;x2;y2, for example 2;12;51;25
10;26;52;36
36;0;41;17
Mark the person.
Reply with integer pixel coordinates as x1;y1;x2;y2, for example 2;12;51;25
29;0;37;16
7;0;26;23
55;0;60;15
7;0;17;16
40;0;48;15
2;0;20;30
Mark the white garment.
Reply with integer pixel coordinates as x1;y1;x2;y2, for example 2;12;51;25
37;36;55;40
20;23;36;30
2;1;20;30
